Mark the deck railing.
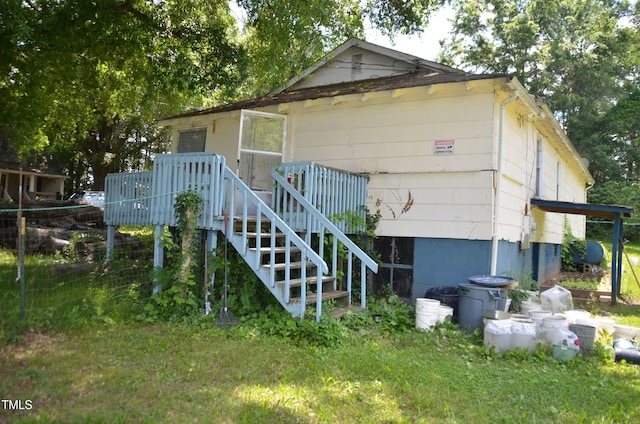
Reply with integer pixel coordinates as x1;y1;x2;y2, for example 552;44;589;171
104;154;377;319
272;169;378;308
149;153;227;229
273;162;369;233
104;171;153;226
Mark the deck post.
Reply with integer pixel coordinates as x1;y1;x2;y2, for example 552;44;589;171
205;230;218;315
153;225;164;294
106;225;115;261
611;213;622;305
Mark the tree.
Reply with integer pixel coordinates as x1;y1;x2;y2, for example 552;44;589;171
2;0;445;191
2;0;245;190
441;0;637;185
236;0;446;96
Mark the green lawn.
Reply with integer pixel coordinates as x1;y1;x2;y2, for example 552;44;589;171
2;322;640;423
598;240;640;301
2;242;640;423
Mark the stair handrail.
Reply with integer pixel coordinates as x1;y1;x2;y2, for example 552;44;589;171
222;168;329;274
272;170;378;312
272;170;379;273
222;168;329;318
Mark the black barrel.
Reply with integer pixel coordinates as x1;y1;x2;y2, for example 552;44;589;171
425;286;459;317
614;348;640;365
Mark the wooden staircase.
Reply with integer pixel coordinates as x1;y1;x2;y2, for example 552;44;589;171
233;218;350;314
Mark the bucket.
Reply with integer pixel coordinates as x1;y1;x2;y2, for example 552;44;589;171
511;319;537;352
614;324;640;340
416;298;440;330
563;309;591;325
529;309;552;321
569;323;597;351
457;283;509;331
542;315;568;344
437;305;454;323
520;301;541;316
484;320;512;353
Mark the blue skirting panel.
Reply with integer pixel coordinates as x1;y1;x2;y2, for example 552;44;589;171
412;238;537;301
413;238;492;299
532;242;561;285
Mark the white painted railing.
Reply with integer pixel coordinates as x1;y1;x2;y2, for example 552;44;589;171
273;162;369;233
104;171;153;226
104;154;377;319
272;169;378;308
150;153;227;229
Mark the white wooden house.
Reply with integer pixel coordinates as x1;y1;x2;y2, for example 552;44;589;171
154;38;593;301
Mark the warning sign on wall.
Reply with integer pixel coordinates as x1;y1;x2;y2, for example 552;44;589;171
434;139;455;155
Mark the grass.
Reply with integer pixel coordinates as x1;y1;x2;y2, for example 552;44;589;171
2;236;640;423
617;241;640;300
2;322;640;423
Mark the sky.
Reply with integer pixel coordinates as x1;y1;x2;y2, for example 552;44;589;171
364;7;455;61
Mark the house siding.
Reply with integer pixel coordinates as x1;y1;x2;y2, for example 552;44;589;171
291;47;424;90
283;80;498;240
162;75;591;293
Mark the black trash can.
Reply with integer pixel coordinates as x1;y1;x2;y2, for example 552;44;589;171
425;286;459;319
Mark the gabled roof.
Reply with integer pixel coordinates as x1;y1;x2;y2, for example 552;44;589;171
161;71;509;121
269;37;467;95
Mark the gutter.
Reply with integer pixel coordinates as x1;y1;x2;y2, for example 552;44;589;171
491;90;519;275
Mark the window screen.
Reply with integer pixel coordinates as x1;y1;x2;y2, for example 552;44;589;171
177;129;206;153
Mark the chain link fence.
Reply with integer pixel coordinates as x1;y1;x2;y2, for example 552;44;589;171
0;204;154;342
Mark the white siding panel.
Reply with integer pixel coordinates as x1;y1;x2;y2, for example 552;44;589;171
368;171;494;240
290;88;496;175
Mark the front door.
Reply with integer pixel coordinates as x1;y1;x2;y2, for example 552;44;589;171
237;110;287;191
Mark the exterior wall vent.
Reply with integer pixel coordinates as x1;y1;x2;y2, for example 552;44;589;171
351;54;363;76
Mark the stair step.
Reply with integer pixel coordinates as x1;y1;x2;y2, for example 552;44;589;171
250;246;301;255
292;290;349;305
276;276;335;288
263;261;313;272
243;231;286;239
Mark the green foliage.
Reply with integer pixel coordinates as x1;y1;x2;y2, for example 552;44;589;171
443;0;638;186
326;207;382;302
2;0;243;187
505;270;539;312
142;191;204;322
367;293;416;333
237;1;444;96
237;306;348;347
207;241;279;317
588;181;640;241
562;218;587;272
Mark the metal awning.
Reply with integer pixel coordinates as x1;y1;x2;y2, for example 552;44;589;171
530;199;632;218
531;198;634;305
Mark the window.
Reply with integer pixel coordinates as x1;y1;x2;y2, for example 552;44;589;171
177;129;206;153
238;110;286;191
556;161;561;201
372;237;414;300
535;138;543;197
